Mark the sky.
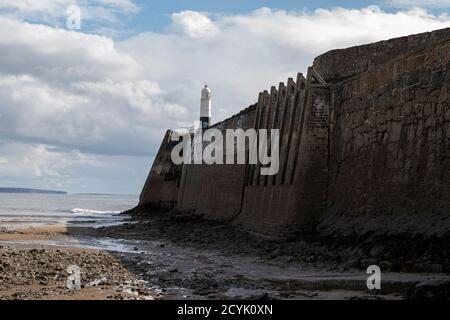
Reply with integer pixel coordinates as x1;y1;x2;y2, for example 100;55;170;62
0;0;449;194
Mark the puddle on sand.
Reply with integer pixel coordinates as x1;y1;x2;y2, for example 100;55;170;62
0;236;156;254
0;215;130;232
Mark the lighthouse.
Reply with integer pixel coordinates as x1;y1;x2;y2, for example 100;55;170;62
200;85;211;128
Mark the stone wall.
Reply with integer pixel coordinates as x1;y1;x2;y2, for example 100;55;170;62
176;105;256;221
139;130;181;210
234;71;332;235
315;28;450;238
313;28;450;82
139;27;450;239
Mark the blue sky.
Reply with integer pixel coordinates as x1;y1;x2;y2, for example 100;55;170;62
124;0;450;31
0;0;449;194
80;1;450;37
128;1;384;32
3;1;449;36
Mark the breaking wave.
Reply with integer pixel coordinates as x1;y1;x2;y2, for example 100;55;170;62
69;208;121;215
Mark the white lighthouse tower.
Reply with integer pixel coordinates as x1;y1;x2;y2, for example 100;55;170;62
200;85;211;128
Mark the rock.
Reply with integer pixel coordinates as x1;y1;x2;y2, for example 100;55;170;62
345;259;360;269
427;264;444;273
378;261;393;272
251;293;272;301
369;246;384;259
407;280;450;300
360;258;378;268
413;263;444;273
350;247;365;259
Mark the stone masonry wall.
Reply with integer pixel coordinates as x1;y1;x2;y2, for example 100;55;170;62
139;28;450;240
314;28;450;238
234;71;332;236
139;130;181;210
176;105;256;221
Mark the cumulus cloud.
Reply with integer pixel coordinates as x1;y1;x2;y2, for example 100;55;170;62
95;0;139;13
0;0;140;16
0;0;140;36
0;17;186;161
385;0;450;8
0;0;72;13
0;70;185;157
170;11;219;38
0;142;96;179
0;140;151;193
122;6;450;123
0;18;138;81
1;6;450;192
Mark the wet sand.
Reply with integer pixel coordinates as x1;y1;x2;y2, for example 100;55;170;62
1;213;449;300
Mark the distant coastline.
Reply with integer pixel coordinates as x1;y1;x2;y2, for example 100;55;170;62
0;188;67;194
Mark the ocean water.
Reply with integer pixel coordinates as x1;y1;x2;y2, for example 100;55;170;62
0;193;138;230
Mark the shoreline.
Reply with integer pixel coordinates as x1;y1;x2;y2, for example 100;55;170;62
1;212;449;300
0;226;155;300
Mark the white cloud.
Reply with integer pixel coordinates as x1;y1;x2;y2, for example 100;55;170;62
0;18;138;81
1;6;450;192
0;0;140;36
0;0;71;13
386;0;450;8
0;17;187;160
0;140;150;193
0;0;140;15
95;0;139;13
0;142;96;179
121;7;450;124
170;11;219;38
0;72;184;156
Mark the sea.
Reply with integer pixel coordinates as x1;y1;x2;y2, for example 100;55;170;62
0;193;137;231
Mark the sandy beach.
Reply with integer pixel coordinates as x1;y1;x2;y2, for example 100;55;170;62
0;226;155;300
1;210;449;300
